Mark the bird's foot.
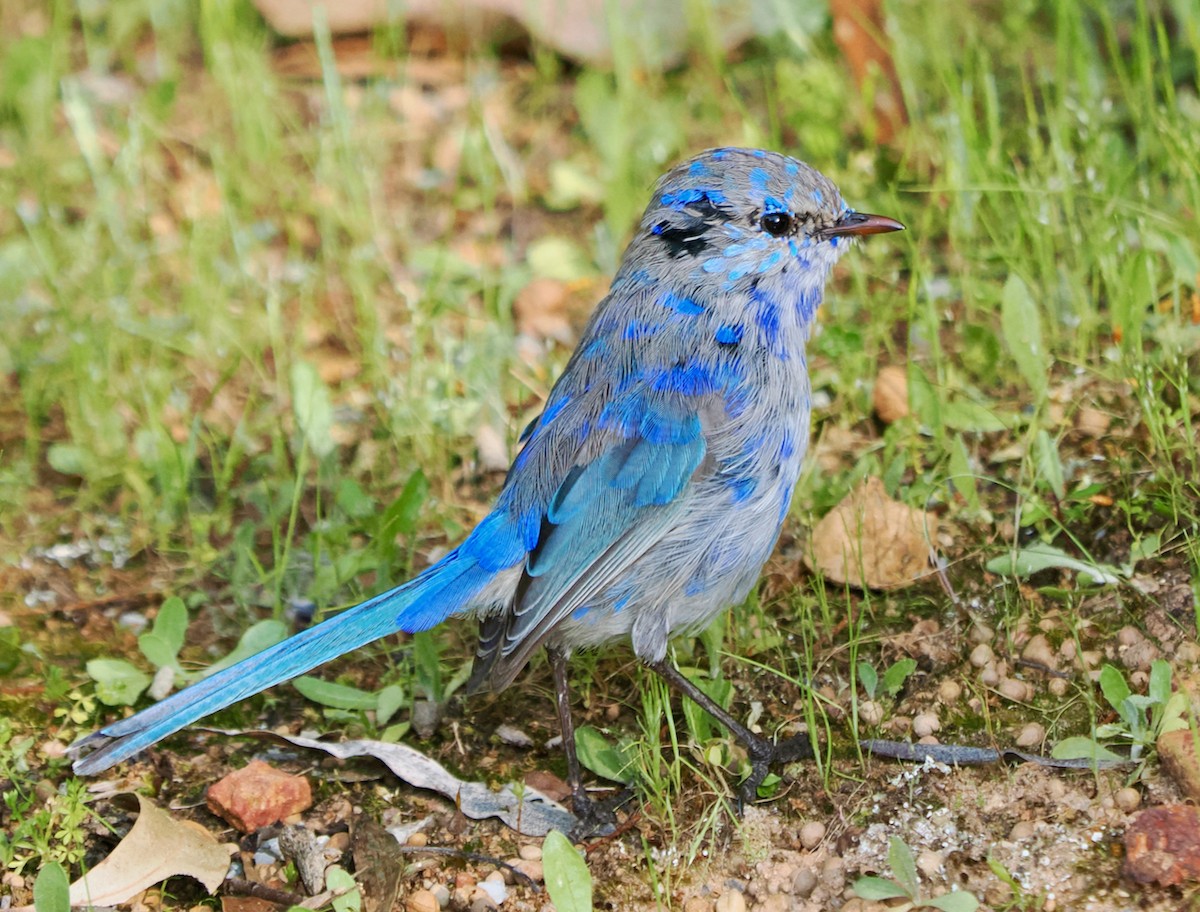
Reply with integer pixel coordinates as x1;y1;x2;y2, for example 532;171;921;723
737;731;814;812
567;788;633;840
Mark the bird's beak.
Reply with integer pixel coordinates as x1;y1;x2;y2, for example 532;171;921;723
822;211;905;239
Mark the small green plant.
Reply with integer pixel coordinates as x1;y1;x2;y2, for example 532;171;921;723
543;829;593;912
85;597;289;708
1052;658;1187;777
0;766;94;874
858;658;919;700
854;837;979;911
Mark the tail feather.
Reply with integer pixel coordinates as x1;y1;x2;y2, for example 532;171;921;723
71;551;485;775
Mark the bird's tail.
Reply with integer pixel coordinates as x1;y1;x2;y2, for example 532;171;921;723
70;549;488;775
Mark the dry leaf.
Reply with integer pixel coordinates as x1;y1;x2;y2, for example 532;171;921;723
805;476;936;590
67;794;230;905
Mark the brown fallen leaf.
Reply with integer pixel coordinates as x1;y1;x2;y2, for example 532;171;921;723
805;476;936;590
207;760;313;833
1124;804;1200;886
62;794;231;906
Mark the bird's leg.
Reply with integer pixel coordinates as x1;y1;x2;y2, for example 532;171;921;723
549;648;620;836
646;659;813;810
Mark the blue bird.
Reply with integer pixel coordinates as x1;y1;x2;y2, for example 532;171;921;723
70;148;902;820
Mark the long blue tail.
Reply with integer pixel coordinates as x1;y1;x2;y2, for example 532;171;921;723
70;550;488;775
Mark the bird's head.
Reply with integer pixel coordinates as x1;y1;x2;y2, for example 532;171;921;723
629;148;903;294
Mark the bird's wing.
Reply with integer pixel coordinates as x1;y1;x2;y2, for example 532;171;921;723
471;385;713;689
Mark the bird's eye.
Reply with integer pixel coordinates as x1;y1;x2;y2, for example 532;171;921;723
759;211;793;237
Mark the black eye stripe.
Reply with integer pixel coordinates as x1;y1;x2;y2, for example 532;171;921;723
760;211;794;237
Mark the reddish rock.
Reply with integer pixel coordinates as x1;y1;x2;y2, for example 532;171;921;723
206;760;313;833
1124;804;1200;886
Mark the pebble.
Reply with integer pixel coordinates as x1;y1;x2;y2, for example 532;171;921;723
1116;787;1141;813
937;679;961;703
1117;626;1143;647
407;831;429;847
1009;820;1035;840
799;821;826;850
979;664;1000;687
715;890;747;912
518;844;543;861
792;866;818;898
912;712;940;738
406;890;439;912
1048;678;1069;697
432;885;450;907
860;700;883;726
998;678;1031;702
1021;634;1058;670
684;897;713;912
751;896;789;912
970;643;994;667
1016;722;1045;747
510;859;543;883
969;622;995;644
916;850;943;878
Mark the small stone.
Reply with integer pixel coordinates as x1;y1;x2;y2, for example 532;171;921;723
916;849;943;878
937;679;961;703
683;898;713;912
432;885;451;907
969;623;994;645
979;664;1000;687
873;365;909;423
518;844;543;861
1048;678;1069;697
792;866;818;897
407;831;428;847
205;760;313;833
1117;626;1144;647
1116;787;1142;813
998;678;1031;702
860;700;884;726
970;643;994;667
1009;821;1035;840
714;889;747;912
513;859;543;883
406;889;440;912
1016;722;1045;748
495;724;534;748
799;821;826;850
912;712;940;738
1021;633;1058;670
1158;730;1200;800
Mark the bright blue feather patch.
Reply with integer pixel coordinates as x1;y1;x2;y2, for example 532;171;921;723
728;475;757;503
758;250;783;272
660;290;704;315
749;167;771;190
715;324;743;345
701;257;725;274
811;188;824;204
624;320;660;340
786;160;800;176
688;160;711;177
462;510;529;572
661;187;726;210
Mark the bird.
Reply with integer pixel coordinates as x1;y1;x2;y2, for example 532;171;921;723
70;148;903;824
